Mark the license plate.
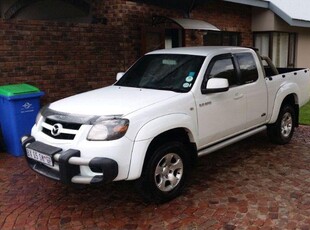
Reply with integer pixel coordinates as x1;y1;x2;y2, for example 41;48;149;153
26;148;54;166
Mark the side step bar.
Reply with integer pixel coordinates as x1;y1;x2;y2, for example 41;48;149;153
198;126;267;157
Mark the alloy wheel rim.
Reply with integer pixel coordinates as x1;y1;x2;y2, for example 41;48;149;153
154;153;183;192
281;112;293;138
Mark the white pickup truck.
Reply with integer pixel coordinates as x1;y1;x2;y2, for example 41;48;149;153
22;47;310;203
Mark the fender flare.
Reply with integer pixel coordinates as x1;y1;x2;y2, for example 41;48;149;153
127;113;197;180
269;83;299;124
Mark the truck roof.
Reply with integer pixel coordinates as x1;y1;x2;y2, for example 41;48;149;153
147;46;252;57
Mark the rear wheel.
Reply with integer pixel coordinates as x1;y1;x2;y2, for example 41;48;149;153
268;104;296;144
136;141;191;203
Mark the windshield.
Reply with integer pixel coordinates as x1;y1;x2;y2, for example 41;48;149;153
115;54;205;92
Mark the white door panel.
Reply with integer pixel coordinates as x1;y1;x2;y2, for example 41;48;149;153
196;87;246;148
245;80;268;128
194;51;267;150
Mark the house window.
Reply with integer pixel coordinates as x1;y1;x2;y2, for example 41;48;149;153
165;29;183;49
254;33;270;57
288;33;297;68
204;32;241;46
254;32;296;68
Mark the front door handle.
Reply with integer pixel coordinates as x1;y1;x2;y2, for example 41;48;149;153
234;93;244;100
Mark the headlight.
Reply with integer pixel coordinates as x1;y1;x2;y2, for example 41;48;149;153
35;111;42;125
87;118;129;141
35;107;46;125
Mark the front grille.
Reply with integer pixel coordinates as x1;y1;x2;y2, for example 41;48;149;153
42;118;82;140
42;128;76;140
45;118;82;130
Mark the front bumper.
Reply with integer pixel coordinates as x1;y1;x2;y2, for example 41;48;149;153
21;136;118;184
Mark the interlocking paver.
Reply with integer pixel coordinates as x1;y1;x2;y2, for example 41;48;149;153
0;126;309;229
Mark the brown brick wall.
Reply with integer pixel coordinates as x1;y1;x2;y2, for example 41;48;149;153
209;1;253;46
93;0;252;65
187;1;253;47
93;0;184;67
0;19;123;104
0;0;253;104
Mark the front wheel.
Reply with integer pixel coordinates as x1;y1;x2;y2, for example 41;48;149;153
136;142;191;203
267;104;296;144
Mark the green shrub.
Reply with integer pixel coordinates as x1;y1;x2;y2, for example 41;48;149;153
300;101;310;125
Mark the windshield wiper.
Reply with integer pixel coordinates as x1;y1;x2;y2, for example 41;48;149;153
137;86;184;93
157;87;185;93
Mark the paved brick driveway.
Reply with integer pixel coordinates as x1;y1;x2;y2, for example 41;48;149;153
0;126;309;230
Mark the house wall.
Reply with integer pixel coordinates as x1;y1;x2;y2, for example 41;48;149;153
0;20;124;103
0;0;253;104
296;32;310;68
252;8;275;31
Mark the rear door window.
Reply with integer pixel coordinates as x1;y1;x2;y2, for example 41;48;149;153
235;53;259;84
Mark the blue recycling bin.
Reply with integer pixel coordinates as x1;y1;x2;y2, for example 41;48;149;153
0;84;44;156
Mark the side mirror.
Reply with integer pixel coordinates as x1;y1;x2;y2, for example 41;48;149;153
202;78;229;94
116;72;125;81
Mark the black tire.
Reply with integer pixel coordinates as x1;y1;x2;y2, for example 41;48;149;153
267;104;296;145
136;141;191;203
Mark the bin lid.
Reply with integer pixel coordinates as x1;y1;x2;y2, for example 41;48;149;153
0;84;40;97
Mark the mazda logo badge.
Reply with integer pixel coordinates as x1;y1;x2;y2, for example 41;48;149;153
51;123;63;136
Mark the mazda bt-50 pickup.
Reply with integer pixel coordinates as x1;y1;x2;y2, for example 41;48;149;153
21;47;310;203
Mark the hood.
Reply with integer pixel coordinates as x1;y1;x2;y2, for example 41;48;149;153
49;86;179;116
